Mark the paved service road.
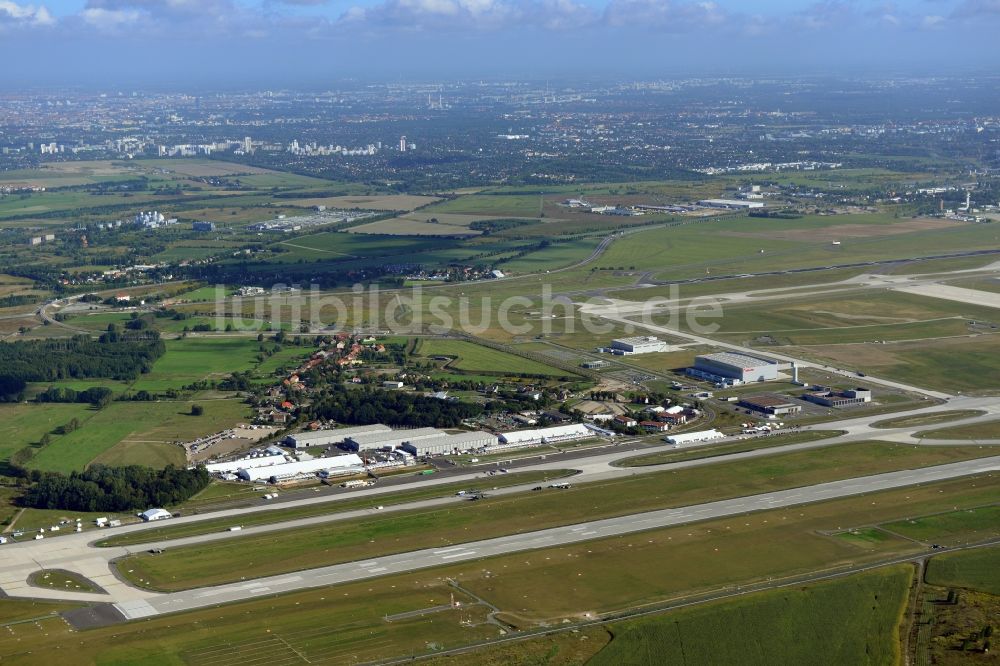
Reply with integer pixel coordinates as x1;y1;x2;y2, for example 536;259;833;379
117;455;1000;619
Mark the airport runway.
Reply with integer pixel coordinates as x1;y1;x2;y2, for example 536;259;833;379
115;454;1000;620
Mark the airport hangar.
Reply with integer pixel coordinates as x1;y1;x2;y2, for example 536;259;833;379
687;352;780;384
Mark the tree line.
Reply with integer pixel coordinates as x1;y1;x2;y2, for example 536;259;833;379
309;385;482;428
20;464;211;512
0;331;165;387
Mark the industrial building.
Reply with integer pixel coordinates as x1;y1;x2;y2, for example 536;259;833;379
283;425;392;449
738;394;803;416
345;427;447;451
802;387;872;407
697;199;765;209
202;452;286;475
498;423;593;447
236;454;364;482
610;336;668;355
688;352;780;385
399;431;499;456
581;359;611;369
665;429;725;445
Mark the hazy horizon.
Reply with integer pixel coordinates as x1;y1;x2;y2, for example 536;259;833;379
1;0;999;85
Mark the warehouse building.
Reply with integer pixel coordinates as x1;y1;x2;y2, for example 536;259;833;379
688;352;780;385
610;336;667;355
498;423;593;447
802;387;872;407
399;431;499;456
237;454;364;482
665;429;725;445
283;425;392;449
345;427;446;451
697;199;765;209
202;452;286;475
738;394;802;416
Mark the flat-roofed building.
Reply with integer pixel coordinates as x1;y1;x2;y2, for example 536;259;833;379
738;393;802;416
802;387;873;407
498;423;593;447
345;427;446;451
688;352;780;384
398;431;499;456
610;336;667;355
283;425;392;449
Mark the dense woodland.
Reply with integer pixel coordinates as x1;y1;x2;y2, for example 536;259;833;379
309;385;482;427
20;465;210;512
0;331;165;392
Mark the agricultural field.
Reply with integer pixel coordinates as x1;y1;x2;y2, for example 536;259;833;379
129;336;277;392
348;212;489;236
114;441;996;591
925;546;1000;596
588;566;910;666
425;194;545;217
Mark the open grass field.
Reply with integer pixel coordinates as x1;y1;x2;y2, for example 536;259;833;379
26;398;248;473
129;336;268;391
918;419;1000;440
872;410;986;430
783;333;1000;394
100;470;574;547
925;546;1000;596
664;289;998;341
425;194;544;217
348;213;487;236
415;338;576;377
27;569;101;594
588;566;910;666
114;440;996;592
883;505;1000;547
616;430;845;467
0;402;93;463
0;598;77;625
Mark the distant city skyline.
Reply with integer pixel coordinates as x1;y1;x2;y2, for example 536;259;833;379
1;0;999;85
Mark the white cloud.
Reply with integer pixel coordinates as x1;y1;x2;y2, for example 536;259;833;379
603;0;728;29
337;0;594;31
81;7;142;29
0;0;54;26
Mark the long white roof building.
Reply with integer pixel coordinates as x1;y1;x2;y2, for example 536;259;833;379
284;425;392;449
236;454;365;482
498;423;592;446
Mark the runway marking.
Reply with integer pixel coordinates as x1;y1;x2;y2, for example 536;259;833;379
441;551;475;560
367;567;387;573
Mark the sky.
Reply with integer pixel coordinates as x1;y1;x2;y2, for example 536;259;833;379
1;0;999;86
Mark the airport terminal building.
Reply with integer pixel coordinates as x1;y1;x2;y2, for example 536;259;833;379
687;352;780;385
